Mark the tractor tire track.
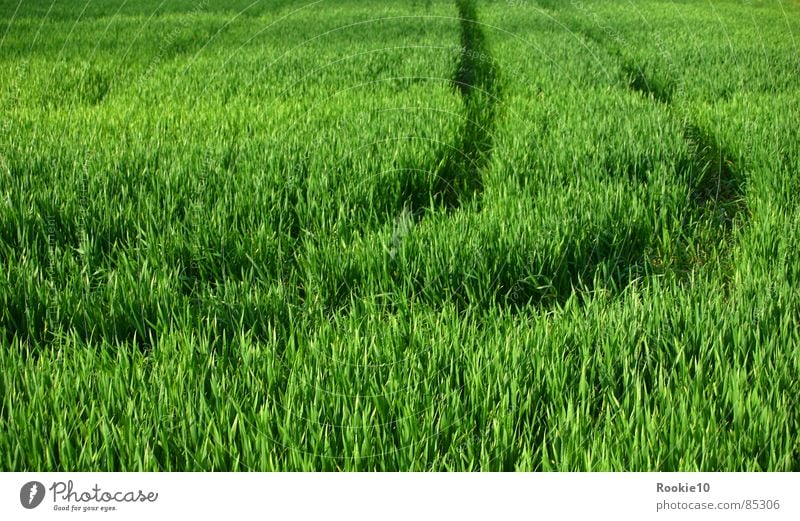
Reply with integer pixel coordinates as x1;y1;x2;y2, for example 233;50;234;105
430;0;499;212
313;0;502;314
560;12;747;273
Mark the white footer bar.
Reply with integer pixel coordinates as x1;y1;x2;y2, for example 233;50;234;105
2;472;797;520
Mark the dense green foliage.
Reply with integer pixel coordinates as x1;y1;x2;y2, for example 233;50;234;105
1;0;798;470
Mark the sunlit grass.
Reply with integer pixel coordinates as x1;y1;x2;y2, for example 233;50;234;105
0;0;798;471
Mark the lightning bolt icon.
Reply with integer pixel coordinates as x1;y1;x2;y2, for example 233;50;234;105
28;484;37;505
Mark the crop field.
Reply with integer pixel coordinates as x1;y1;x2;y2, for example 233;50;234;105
0;0;798;471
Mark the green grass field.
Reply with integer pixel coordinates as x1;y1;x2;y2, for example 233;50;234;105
1;0;798;471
